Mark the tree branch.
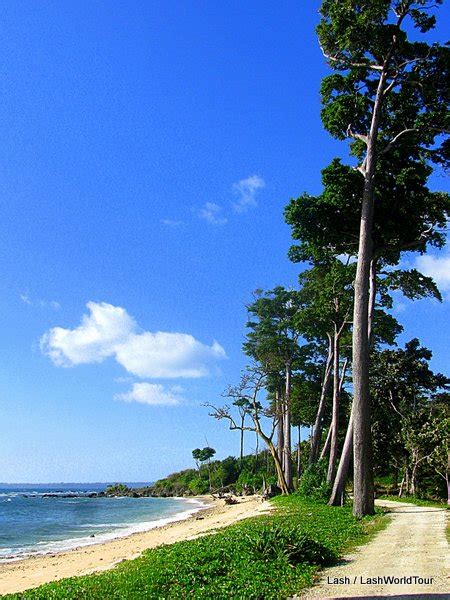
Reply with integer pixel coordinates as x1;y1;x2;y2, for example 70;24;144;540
380;128;418;154
319;46;383;71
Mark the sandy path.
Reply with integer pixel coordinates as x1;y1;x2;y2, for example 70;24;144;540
300;499;449;599
0;495;272;596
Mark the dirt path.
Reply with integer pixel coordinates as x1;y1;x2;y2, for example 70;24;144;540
300;499;449;599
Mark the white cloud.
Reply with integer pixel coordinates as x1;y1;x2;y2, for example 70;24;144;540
115;332;225;378
197;202;227;225
115;383;183;406
41;302;135;366
415;248;450;294
232;175;265;213
20;293;32;306
20;293;60;310
41;301;226;378
161;219;183;227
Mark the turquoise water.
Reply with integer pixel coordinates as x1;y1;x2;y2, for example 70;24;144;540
0;485;204;560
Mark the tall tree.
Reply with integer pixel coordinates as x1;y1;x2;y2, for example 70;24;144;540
317;0;449;516
244;287;303;491
296;262;353;483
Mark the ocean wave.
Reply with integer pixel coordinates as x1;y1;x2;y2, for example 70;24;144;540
0;498;208;562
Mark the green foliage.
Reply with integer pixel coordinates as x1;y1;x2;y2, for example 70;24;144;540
297;461;332;502
371;339;450;500
105;483;132;496
192;447;216;467
317;1;449;162
140;452;278;497
245;523;336;565
6;497;383;600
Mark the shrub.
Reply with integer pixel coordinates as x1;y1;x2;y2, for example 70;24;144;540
297;460;331;502
241;522;336;565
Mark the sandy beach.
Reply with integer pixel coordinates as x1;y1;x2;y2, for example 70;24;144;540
0;495;272;596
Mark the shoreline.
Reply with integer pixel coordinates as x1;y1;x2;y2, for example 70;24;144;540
0;495;271;596
0;496;209;563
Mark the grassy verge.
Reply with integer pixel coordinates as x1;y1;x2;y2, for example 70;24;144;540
5;496;388;600
378;494;449;509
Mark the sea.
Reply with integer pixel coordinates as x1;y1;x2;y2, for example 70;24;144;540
0;483;206;561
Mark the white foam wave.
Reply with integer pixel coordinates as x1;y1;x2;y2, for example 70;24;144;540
0;498;209;562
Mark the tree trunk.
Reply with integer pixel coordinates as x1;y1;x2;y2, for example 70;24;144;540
239;414;245;463
309;337;333;464
276;389;284;470
352;65;389;518
329;256;375;505
327;328;340;484
410;450;418;496
398;474;405;498
320;426;332;461
352;187;375;517
297;425;302;479
283;362;293;491
329;409;353;506
254;422;289;495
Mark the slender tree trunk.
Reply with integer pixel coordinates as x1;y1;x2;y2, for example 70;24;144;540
352;190;375;516
297;425;302;479
398;474;405;498
327;355;350;505
327;328;341;484
352;67;388;517
329;407;353;506
329;256;376;506
276;389;284;468
405;467;410;496
283;362;293;491
254;420;289;495
239;414;245;463
320;426;332;460
309;337;333;464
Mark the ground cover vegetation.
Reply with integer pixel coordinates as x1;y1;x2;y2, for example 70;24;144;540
4;496;388;600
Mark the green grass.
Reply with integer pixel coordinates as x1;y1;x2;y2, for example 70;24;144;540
378;494;449;509
4;496;388;600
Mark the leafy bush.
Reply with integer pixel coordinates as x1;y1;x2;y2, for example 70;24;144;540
187;477;209;495
241;522;336;565
297;460;331;502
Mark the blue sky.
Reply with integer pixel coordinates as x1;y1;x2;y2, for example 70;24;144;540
0;1;448;483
